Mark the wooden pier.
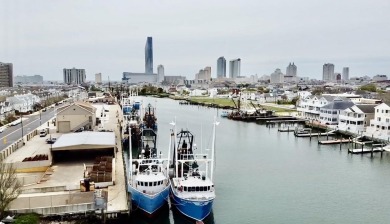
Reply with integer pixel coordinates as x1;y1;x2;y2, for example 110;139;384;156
348;147;384;154
294;130;336;137
257;116;296;121
318;139;351;145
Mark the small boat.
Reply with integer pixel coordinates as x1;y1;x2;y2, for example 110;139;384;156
127;111;170;215
220;110;230;118
295;128;312;135
169;120;218;221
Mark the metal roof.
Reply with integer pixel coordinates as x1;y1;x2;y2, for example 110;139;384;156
51;131;115;151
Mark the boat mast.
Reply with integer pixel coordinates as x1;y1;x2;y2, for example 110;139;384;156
129;118;133;183
210;117;219;181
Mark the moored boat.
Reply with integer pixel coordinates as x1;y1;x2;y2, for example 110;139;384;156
169;119;218;221
127;106;170;215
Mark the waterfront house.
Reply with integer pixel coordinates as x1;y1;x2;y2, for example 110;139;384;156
365;103;390;140
338;104;376;134
56;102;97;133
319;99;354;125
296;95;323;120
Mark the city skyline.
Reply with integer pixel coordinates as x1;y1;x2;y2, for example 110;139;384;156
1;0;389;81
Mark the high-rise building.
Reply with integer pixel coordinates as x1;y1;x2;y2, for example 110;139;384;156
204;66;211;80
95;73;102;84
63;68;86;85
342;67;349;81
270;69;284;83
157;65;164;83
0;62;13;87
217;57;226;78
286;62;297;77
322;63;335;81
229;58;241;79
145;37;153;74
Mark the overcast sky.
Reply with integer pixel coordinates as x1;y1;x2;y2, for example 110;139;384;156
1;0;390;81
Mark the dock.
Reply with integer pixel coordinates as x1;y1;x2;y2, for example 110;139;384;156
294;130;336;137
257;116;297;121
348;147;384;154
318;139;351;145
267;119;307;123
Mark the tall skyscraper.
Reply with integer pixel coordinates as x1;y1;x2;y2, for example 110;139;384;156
217;57;226;78
95;73;102;84
157;65;164;82
145;37;153;74
342;67;349;81
229;58;241;79
322;63;334;81
0;62;13;87
63;68;86;85
286;62;297;77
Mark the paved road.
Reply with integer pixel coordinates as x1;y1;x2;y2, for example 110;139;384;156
0;106;58;151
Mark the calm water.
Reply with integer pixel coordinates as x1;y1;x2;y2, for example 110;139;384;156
128;97;390;224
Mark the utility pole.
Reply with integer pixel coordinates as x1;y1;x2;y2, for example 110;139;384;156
20;109;24;143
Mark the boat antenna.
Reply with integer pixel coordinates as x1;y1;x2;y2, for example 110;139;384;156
129;120;133;184
211;116;219;181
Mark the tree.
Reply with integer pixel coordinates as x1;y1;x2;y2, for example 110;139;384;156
359;83;377;92
0;163;22;219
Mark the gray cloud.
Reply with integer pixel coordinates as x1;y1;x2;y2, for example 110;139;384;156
1;0;389;81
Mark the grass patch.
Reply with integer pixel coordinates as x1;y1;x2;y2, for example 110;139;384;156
14;213;40;224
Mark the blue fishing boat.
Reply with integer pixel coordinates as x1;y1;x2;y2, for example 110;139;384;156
127;102;170;215
169;120;218;221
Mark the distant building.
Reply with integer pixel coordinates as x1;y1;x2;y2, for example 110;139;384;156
270;69;284;84
229;58;241;79
286;62;297;77
95;73;102;84
0;62;13;87
157;65;165;83
63;68;86;85
164;76;186;85
373;74;388;82
204;66;211;80
122;72;157;84
342;67;349;81
145;37;153;74
195;66;211;81
323;63;335;81
14;75;43;84
335;73;341;82
217;57;226;78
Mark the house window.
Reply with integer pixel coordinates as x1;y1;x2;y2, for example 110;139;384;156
378;117;381;121
377;109;379;113
89;116;92;122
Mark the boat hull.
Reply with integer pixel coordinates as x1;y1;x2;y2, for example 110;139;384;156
170;185;214;221
128;185;170;215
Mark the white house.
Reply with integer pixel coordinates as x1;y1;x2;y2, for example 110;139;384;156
319;99;354;125
338;104;376;134
365;103;390;140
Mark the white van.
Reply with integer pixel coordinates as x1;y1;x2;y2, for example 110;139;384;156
39;129;47;137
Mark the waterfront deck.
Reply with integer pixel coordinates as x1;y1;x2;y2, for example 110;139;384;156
105;104;129;215
318;139;351;145
348;147;385;154
294;130;336;137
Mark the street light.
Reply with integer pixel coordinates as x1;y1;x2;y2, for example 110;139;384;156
20;107;24;143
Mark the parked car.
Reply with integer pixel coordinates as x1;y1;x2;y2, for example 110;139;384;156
39;129;47;137
0;126;6;133
46;137;57;144
42;108;47;112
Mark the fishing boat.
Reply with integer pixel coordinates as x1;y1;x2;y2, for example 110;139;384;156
228;94;275;121
127;106;170;215
169;120;218;221
121;92;142;148
141;103;158;132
